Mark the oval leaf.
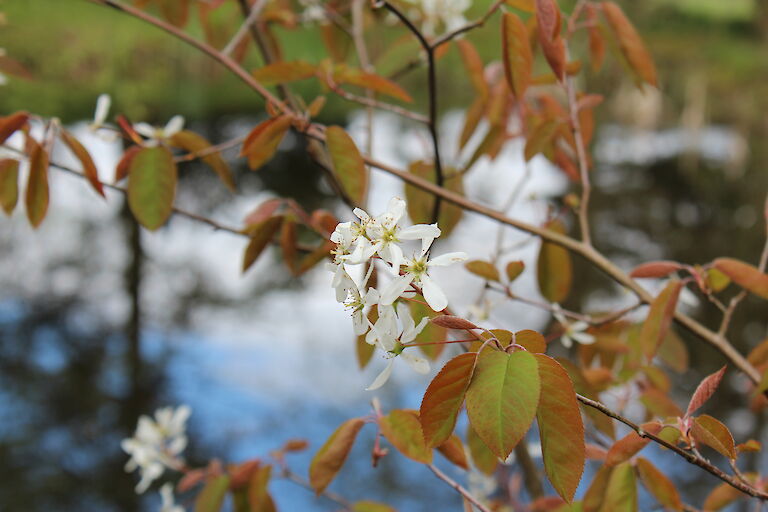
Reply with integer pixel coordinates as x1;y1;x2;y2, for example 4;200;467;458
242;216;284;272
605;422;661;467
127;146;177;231
436;434;469;470
380;409;432;464
0;158;19;215
713;257;768;300
0;111;28;145
420;352;478;448
465;349;541;460
465;260;500;282
170;130;235;191
535;354;585;502
60;128;105;197
639;279;683;360
25;137;49;229
457;40;488;99
430;316;479;330
325;126;368;206
629;261;683;279
691;414;736;459
685;366;726;418
194;475;230;512
602;462;637;512
466;422;497;475
515;330;547;353
309;418;366;494
241;116;292;171
252;61;317;86
635;457;682;511
601;2;657;87
502;12;533;99
537;219;572;303
506;260;525;282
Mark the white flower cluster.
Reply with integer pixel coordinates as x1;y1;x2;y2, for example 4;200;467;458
406;0;470;36
329;197;467;389
122;405;191;494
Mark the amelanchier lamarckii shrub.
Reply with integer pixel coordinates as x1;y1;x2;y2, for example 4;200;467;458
2;0;768;510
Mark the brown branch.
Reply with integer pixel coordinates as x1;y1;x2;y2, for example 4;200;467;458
427;464;493;512
429;0;505;49
222;0;268;56
576;394;768;500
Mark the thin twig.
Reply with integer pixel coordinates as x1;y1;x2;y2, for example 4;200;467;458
430;0;505;49
564;61;593;246
428;464;493;512
325;74;429;124
221;0;269;56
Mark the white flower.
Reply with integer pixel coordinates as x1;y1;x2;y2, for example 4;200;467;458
89;94;111;131
380;250;467;312
366;303;431;390
328;262;356;303
407;0;470;36
552;304;595;348
160;483;185;512
134;115;185;145
345;285;380;335
122;405;191;493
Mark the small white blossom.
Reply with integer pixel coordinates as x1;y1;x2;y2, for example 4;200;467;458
89;94;111;131
366;303;431;390
552;304;595;348
134;115;185;145
380;250;467;312
406;0;470;36
160;483;185;512
122;405;191;493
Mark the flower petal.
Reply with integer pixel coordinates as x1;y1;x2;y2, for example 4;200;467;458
401;351;430;374
421;273;447;311
133;122;155;139
379;274;414;305
164;115;185;138
427;251;468;267
571;331;596;345
366;359;395;390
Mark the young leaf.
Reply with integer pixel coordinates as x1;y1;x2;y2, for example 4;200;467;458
248;464;276;512
582;464;612;512
60;128;105;197
713;257;768;300
170;130;235;191
629;261;683;279
537;219;572;303
685;366;726;418
251;61;317;86
635;457;683;511
703;480;745;511
309;418;366;494
535;0;566;80
639;279;682;360
691;414;736;459
25;137;49;228
420;352;478;448
0;111;28;145
604;422;661;467
502;12;533;99
586;5;605;72
194;475;230;512
127;146;177;231
115;146;141;183
379;409;433;464
601;2;657;87
436;434;469;470
525;119;560;161
465;349;541;460
515;330;547;353
466;422;497;475
325;126;368;206
535;354;585;502
409;295;447;360
430;316;478;330
456;40;488;100
240;116;292;171
0;159;19;215
242;216;284;272
506;260;525;282
602;462;637;512
333;66;412;103
465;260;500;282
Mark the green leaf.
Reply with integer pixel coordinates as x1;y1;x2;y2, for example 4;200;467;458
240;116;292;171
380;409;432;464
420;352;478;448
713;257;768;300
465;260;500;282
465;349;541;460
352;501;397;512
25;137;49;229
325;126;368;206
537;220;572;303
601;461;637;512
404;161;464;236
60;129;105;197
502;12;533;99
170;130;235;191
409;295;446;360
194;475;230;512
466;422;497;475
639;279;683;360
535;354;585;502
635;457;682;511
582;465;612;512
252;61;317;86
127;146;177;231
691;414;736;459
309;418;366;494
0;159;19;215
248;465;276;512
242;216;284;272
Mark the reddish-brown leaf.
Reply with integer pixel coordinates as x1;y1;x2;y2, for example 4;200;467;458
685;366;727;418
537;219;572;303
380;409;433;464
248;464;276;512
506;260;525;282
252;61;317;86
535;0;566;80
535;354;585;502
157;0;189;27
309;418;366;494
25;137;49;228
736;439;761;453
516;330;547;353
604;422;661;466
430;316;478;330
408;295;447;360
703;480;745;511
457;40;488;100
0;111;28;145
436;434;469;470
241;116;292;171
691;414;736;459
525;119;560;161
713;257;768;300
639;279;683;360
334;66;412;103
325;126;368;206
582;464;612;512
635;457;683;510
242;216;284;272
194;474;230;512
459;96;486;150
502;12;533;99
170;130;235;191
420;352;478;448
629;261;683;279
0;159;19;215
465;260;500;282
601;2;657;87
60;129;105;197
115;146;141;183
586;5;605;72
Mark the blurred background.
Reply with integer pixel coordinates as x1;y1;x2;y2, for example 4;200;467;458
1;0;767;510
